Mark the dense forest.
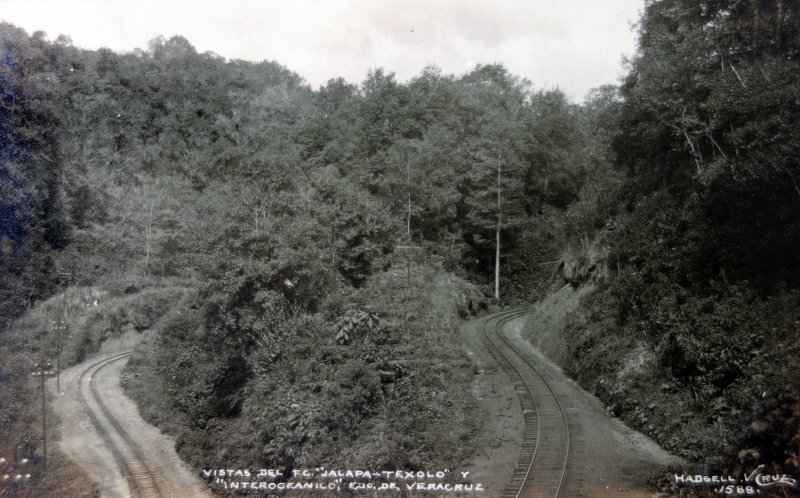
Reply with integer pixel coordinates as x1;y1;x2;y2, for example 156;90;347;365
1;0;799;496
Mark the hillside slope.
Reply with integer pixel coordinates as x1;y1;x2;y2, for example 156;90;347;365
523;278;800;493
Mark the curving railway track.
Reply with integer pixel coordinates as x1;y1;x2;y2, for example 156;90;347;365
79;352;167;498
480;309;581;498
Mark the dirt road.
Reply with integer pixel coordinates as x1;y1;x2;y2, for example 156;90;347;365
462;311;682;497
49;345;211;498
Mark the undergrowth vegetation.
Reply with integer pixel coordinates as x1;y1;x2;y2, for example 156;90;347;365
123;261;487;479
8;284;191;368
523;176;800;491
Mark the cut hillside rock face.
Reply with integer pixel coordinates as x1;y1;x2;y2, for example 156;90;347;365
522;283;594;364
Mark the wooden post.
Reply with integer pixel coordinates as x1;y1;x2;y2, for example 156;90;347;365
33;358;51;473
41;360;46;473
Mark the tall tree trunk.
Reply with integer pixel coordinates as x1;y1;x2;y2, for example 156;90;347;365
495;150;501;300
752;0;759;44
729;61;749;89
144;202;153;269
406;158;411;238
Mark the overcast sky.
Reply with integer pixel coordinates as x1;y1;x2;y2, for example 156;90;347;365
1;0;643;101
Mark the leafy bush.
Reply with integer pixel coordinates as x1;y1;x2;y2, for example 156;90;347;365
123;259;485;476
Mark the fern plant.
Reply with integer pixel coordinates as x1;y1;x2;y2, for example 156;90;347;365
334;308;380;344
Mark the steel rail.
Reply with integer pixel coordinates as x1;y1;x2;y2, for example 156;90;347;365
79;351;165;497
479;308;571;498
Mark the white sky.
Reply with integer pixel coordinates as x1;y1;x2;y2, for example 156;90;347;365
0;0;643;101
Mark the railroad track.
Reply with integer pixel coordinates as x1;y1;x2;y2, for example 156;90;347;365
480;308;578;498
79;352;166;498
